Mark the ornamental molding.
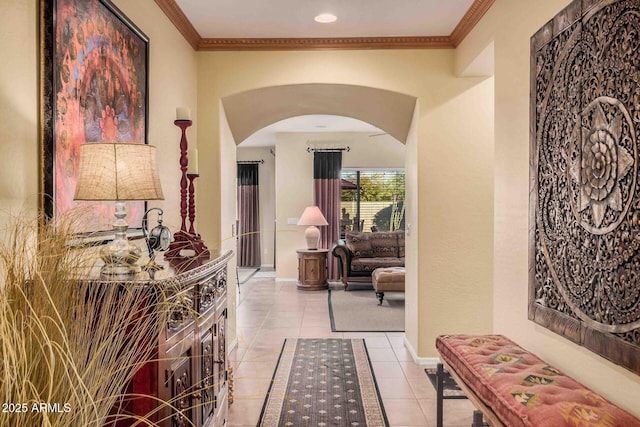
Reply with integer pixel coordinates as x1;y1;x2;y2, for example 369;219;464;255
198;36;454;51
450;0;496;47
153;0;200;50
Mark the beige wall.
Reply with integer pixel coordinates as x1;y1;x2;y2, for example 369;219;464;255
273;133;314;279
417;76;495;355
404;105;420;349
0;0;39;217
458;0;640;415
219;106;238;345
197;49;494;357
341;133;405;169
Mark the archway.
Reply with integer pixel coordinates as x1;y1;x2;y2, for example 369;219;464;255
222;82;416;272
219;83;418;360
221;83;417;145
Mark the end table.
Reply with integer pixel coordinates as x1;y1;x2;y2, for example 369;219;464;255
296;249;329;290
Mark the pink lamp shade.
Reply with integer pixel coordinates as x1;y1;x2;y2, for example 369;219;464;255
297;206;328;250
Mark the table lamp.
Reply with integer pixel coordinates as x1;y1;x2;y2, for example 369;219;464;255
74;143;164;280
297;206;328;250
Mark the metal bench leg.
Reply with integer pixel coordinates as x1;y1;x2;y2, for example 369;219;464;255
472;410;484;427
437;363;444;427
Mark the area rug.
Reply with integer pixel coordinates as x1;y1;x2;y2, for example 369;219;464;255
328;288;404;332
424;367;467;399
258;338;389;427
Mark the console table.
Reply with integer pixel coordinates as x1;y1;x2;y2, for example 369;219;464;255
112;250;233;427
296;249;328;290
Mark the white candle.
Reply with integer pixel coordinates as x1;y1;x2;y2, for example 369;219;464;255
187;148;199;174
176;107;191;121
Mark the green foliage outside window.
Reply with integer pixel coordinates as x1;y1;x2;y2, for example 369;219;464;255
341;170;405;232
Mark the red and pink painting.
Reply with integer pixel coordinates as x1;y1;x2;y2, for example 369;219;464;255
42;0;148;235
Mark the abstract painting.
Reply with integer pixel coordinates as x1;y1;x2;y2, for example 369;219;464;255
41;0;148;234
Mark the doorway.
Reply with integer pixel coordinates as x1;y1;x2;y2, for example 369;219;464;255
224;83;416;281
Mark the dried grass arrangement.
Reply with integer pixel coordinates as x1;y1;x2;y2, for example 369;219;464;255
0;210;181;426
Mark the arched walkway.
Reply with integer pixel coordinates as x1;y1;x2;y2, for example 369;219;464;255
221;83;417;144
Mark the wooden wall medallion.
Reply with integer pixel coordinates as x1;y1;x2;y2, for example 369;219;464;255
530;0;640;375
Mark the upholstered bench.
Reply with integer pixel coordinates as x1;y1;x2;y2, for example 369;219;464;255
435;334;640;427
371;267;405;305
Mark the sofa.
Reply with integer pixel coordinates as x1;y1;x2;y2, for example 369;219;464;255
331;230;405;288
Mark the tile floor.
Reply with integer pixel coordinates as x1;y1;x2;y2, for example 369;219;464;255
228;276;475;426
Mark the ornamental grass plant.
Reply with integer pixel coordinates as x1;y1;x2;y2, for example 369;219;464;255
0;210;180;426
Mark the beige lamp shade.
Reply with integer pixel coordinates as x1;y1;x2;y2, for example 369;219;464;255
74;143;164;201
73;142;164;280
297;206;328;226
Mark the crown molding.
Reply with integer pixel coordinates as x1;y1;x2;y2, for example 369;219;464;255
450;0;496;47
159;0;494;51
154;0;200;50
198;36;454;51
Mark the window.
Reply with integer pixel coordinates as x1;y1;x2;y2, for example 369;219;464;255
340;170;405;234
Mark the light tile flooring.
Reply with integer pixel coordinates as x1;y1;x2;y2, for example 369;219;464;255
228;276;475;426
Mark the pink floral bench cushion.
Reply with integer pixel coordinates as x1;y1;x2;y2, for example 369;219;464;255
436;334;640;427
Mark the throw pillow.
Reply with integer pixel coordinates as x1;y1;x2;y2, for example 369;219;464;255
345;231;373;258
369;231;399;258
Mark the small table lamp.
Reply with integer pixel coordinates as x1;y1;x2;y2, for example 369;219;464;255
74;143;164;280
297;206;328;250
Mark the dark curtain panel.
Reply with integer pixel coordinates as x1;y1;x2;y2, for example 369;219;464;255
313;151;342;280
237;163;261;267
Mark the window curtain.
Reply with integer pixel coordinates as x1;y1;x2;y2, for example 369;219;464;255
313;151;342;280
237;163;261;267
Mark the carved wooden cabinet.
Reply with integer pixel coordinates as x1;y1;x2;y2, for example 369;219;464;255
296;249;328;290
123;250;233;427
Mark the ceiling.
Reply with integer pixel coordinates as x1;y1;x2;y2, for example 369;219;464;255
238;116;388;148
174;0;476;39
157;0;494;49
158;0;492;147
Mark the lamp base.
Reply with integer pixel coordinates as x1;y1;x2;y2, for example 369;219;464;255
100;261;141;281
99;236;142;280
304;225;321;250
99;201;142;281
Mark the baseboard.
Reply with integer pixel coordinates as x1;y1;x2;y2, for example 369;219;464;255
404;336;440;367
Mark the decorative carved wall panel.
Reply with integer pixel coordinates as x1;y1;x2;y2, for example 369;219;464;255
530;0;640;375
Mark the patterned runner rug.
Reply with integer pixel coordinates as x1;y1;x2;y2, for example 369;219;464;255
258;338;389;427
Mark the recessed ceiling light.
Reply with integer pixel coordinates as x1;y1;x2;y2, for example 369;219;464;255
314;13;337;23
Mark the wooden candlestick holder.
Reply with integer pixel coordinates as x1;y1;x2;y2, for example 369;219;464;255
166;120;209;271
188;173;198;235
